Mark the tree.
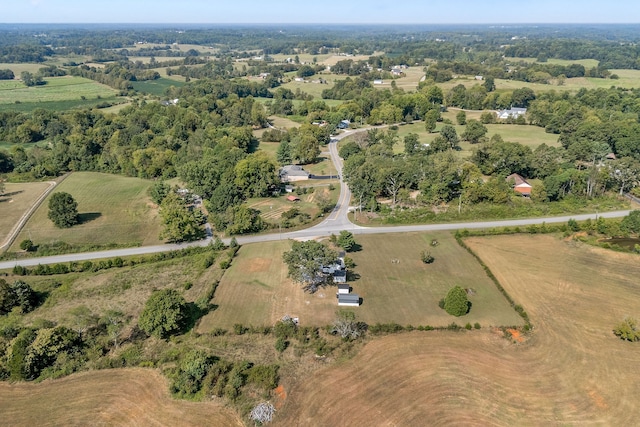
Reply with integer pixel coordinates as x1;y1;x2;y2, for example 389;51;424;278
67;305;97;339
234;152;278;198
19;239;34;252
456;110;467;125
139;289;188;338
331;310;365;340
282;240;338;292
276;139;292;165
424;109;439;133
101;309;125;348
148;181;171;205
47;192;79;228
337;230;357;252
613;317;640;342
621;210;640;234
159;192;205;243
403;133;420;155
443;286;470;316
439;124;459;149
483;76;496;92
461;120;488;144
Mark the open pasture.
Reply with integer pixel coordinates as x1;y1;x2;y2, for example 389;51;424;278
0;368;241;426
0;76;117;105
279;234;640;426
12;172;162;250
200;232;522;331
131;77;185;96
390;119;560;156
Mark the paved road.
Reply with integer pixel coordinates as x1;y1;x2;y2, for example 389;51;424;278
0;128;630;269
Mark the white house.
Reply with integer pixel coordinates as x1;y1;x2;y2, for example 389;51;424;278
279;165;310;182
496;107;527;120
337;284;350;294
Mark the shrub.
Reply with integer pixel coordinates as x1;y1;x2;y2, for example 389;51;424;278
474;322;481;329
233;324;248;335
443;286;470;316
420;250;434;264
613;317;640;342
19;240;35;252
275;337;288;352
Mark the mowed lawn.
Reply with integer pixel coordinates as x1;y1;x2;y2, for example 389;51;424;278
12;172;162;250
0;76;117;105
0;181;53;247
201;232;522;331
0;368;241;426
280;234;640;426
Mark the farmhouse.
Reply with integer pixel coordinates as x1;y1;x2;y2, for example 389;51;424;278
496;107;527;120
280;165;310;182
506;173;532;196
338;293;360;306
332;269;347;283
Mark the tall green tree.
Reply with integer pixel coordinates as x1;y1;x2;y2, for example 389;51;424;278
159;192;205;242
47;192;79;228
461;120;488;144
234;152;278;198
282;240;338;292
138;289;188;339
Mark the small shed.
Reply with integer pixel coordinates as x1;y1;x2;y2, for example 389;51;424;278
286;195;300;202
337;284;350;294
338;293;360;306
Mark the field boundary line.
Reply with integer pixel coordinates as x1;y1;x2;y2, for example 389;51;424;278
0;173;70;253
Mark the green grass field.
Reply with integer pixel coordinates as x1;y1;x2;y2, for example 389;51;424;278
437;70;640;93
0;76;117;105
0;181;53;248
201;232;523;331
131;77;185;96
390;118;560;156
11;172;163;250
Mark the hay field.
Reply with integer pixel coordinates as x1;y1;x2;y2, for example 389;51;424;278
0;368;242;427
279;234;640;426
12;172;162;250
0;181;52;248
0;76;117;105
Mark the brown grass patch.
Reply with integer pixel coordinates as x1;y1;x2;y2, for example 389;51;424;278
247;257;272;273
0;368;241;426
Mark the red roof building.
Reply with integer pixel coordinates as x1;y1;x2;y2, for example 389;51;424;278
506;173;532;196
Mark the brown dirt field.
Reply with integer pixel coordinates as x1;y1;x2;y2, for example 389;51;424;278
277;234;640;426
0;368;242;427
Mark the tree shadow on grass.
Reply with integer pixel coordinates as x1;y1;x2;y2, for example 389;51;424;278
0;190;24;200
183;302;218;333
78;212;102;224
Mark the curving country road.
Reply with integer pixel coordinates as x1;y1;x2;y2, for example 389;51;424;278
0;128;631;269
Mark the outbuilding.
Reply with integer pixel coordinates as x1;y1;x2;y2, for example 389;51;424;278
338;293;360;306
337;284;350;294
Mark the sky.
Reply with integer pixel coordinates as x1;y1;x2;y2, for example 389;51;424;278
2;0;640;24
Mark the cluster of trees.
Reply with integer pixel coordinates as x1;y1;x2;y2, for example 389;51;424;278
0;279;38;315
282;240;339;293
